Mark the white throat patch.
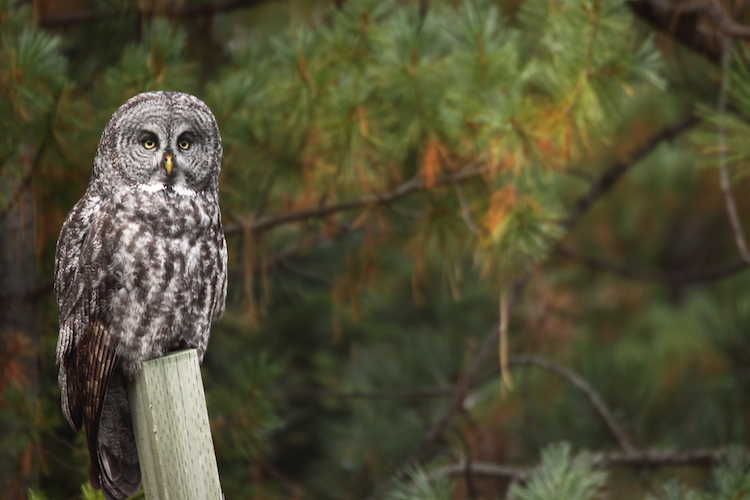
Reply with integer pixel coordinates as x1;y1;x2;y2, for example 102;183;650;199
137;183;166;193
137;183;197;197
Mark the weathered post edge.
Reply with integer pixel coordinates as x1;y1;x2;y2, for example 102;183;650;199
126;349;223;500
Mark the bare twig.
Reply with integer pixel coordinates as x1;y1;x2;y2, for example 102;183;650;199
560;114;701;233
628;0;750;63
256;451;305;500
0;132;49;223
434;462;528;482
676;0;750;37
277;260;332;285
286;386;455;399
498;292;513;389
252;171;278;221
0;168;33;224
556;246;750;284
287;352;630;455
508;355;634;453
717;35;750;263
454;183;481;235
590;447;750;467
452;429;478;500
292;353;632;453
389;275;530;492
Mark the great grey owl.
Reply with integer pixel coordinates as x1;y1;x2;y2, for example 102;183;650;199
54;91;227;500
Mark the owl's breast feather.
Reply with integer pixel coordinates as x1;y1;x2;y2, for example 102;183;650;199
112;188;219;238
100;188;224;371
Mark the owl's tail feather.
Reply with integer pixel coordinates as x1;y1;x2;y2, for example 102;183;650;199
70;321;141;499
95;371;141;500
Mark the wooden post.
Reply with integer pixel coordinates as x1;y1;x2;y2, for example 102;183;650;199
127;349;223;500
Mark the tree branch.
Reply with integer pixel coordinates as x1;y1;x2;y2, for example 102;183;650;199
224;157;492;236
717;35;750;263
226;116;697;243
256;451;305;500
508;355;634;453
389;276;530;490
454;183;481;235
560;114;701;234
38;0;276;28
286;386;453;400
627;0;750;64
452;428;479;500
434;447;750;481
376;115;699;495
556;246;750;284
689;0;750;38
292;353;632;453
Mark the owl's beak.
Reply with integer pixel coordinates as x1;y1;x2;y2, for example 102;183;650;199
164;154;173;176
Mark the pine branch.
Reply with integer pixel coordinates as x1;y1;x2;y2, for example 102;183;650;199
589;447;750;467
291;354;633;452
383;275;530;496
224;156;491;236
377;115;700;496
434;447;750;481
717;35;750;263
556;246;750;284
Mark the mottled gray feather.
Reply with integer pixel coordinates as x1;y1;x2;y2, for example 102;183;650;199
55;91;227;500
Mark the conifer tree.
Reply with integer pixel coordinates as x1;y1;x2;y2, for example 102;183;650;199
6;0;750;499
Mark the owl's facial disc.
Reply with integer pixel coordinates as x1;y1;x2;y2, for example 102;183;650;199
105;93;221;198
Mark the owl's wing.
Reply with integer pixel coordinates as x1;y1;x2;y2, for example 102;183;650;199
56;198;141;498
71;319;141;500
55;194;118;431
55;194;103;368
211;231;228;320
56;196;97;429
70;320;120;467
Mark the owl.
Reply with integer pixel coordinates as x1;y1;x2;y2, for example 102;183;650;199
54;91;227;500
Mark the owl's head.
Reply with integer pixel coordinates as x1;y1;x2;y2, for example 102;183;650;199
93;91;222;197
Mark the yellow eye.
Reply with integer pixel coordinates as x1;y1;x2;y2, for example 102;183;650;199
144;139;156;149
179;140;190;150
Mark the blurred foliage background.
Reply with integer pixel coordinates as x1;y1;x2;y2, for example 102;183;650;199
6;0;750;498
